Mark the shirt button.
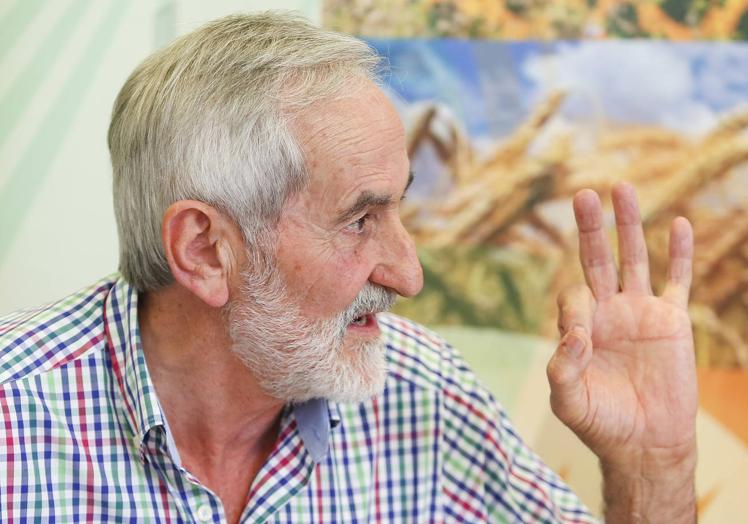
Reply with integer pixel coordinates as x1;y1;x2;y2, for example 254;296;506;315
196;504;212;522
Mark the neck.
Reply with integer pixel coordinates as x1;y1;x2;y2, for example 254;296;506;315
138;284;284;475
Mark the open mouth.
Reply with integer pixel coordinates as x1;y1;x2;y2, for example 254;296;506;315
349;313;376;328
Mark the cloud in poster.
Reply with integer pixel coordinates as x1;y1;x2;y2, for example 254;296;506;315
695;44;748;111
371;39;545;142
372;38;748;142
522;41;748;136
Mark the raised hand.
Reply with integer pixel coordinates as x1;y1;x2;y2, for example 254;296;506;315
547;182;697;522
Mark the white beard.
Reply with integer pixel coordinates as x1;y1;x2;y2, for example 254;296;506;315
226;260;395;404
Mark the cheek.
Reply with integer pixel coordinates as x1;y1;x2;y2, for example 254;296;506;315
315;250;374;305
275;224;376;316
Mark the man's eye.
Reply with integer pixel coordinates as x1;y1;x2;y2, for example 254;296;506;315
347;215;369;233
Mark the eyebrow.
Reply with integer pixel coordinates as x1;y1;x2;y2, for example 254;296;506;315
336;170;414;225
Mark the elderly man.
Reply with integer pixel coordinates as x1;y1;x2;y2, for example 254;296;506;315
0;13;696;523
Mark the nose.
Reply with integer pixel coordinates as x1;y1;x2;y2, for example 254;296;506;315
369;219;424;297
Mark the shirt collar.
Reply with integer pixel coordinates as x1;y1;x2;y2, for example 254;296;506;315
103;276;166;446
104;275;342;462
293;399;341;463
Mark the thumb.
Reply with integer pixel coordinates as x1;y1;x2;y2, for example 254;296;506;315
546;327;592;432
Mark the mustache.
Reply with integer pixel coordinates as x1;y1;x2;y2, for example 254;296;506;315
341;284;397;324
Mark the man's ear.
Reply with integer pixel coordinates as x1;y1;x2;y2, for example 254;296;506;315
161;200;244;308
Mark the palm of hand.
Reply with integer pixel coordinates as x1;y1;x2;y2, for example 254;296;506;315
579;294;696;459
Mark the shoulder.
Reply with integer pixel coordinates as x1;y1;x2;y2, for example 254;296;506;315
378;312;489;400
0;276;117;385
375;315;594;521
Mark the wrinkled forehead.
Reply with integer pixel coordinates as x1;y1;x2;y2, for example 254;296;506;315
278;83;410;223
289;83;406;177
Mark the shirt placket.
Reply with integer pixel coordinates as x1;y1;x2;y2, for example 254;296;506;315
239;409;317;523
141;427;227;523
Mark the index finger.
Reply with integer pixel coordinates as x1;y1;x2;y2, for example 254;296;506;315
573;189;619;300
556;284;595;337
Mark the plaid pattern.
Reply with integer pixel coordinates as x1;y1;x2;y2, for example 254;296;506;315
0;275;596;523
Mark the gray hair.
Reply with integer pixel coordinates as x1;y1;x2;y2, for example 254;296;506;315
108;12;380;291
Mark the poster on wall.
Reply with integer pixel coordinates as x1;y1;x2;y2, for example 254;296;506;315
325;1;748;520
326;0;748;40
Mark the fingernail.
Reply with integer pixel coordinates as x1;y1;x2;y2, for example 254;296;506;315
564;332;585;358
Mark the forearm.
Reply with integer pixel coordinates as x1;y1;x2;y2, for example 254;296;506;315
601;445;697;524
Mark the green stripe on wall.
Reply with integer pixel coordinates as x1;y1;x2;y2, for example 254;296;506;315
154;1;176;49
0;0;44;64
0;1;129;263
0;0;89;148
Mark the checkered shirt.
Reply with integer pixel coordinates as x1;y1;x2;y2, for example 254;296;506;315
0;275;596;522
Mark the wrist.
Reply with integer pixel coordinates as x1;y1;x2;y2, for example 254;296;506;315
601;437;697;475
601;441;697;524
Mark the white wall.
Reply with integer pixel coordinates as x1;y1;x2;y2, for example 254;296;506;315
0;0;322;314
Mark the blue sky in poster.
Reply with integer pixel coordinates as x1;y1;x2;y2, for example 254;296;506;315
367;38;748;141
